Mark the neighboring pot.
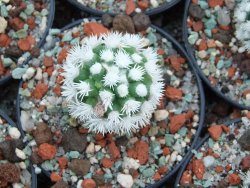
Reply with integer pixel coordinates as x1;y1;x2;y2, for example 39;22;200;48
175;118;250;187
183;0;250;110
0;0;55;86
0;109;37;188
66;0;181;16
16;18;205;187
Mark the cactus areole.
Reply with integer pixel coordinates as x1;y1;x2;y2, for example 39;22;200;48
61;32;164;134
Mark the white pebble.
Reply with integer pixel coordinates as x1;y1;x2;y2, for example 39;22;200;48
154;110;169;121
135;8;141;13
20;111;34;131
8;127;21;139
13;183;22;188
22;67;36;81
95;145;101;152
193;115;199;122
86;142;95;154
76;180;83;188
123;169;129;174
19;162;26;169
90;157;98;164
170;151;178;162
15;148;26;160
117;174;134;188
122;157;140;170
71;176;78;183
177;155;183;161
246;94;250;100
0;17;7;33
35;166;41;174
203;155;215;167
150;136;155;141
150;0;159;7
35;67;43;80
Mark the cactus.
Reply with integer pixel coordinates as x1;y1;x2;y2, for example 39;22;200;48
234;0;250;53
61;32;164;134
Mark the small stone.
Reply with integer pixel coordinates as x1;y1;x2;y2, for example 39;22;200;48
0;163;20;183
113;14;135;34
92;174;105;186
126;0;135;15
180;170;192;186
150;0;158;8
32;83;48;99
192;159;205;180
213;30;232;44
238;129;250;151
117;174;133;188
228;173;241;185
122;157;140;170
61;128;87;153
81;179;96;188
22;67;36;81
241;154;250;171
101;157;113;168
68;159;90;176
154;110;169;121
217;8;231;26
165;86;183;101
102;14;113;28
0;17;8;33
30;152;43;164
84;22;109;36
189;4;205;20
32;122;52;145
86;142;95;154
208;0;224;8
8;127;21;139
20;110;34;131
5;46;22;58
50;172;62;182
108;141;121;160
225;0;235;9
208;125;222;141
0;139;24;162
0;34;11;47
132;13;150;32
169;114;186;134
38;143;56;160
15;148;26;160
203;155;215;167
51;180;69;188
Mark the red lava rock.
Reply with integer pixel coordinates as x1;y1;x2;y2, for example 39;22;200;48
137;0;149;11
9;17;24;30
169;114;186;134
192;21;203;32
108;141;120;160
32;122;52;145
84;22;109;36
165;86;183;101
168;56;181;72
221;125;230;133
32;83;49;99
208;125;222;141
0;60;6;76
81;179;96;188
0;34;11;47
140;125;150;135
157;48;165;55
58;157;68;169
44;56;54;67
126;0;135;15
57;47;68;64
162;147;170;156
208;0;224;8
153;172;161;181
38;143;57;160
0;163;20;183
180;170;192;185
185;110;194;120
27;17;36;30
50;172;62;182
228;67;236;78
241;154;250;171
158;166;168;175
101;157;113;168
17;38;31;51
215;165;224;173
198;39;207;51
134;140;149;165
53;84;61;96
228;173;241;185
192;159;205;180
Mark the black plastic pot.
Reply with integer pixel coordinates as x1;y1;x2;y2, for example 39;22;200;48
0;109;37;188
66;0;181;16
174;118;241;188
182;0;250;110
0;0;55;87
16;18;205;187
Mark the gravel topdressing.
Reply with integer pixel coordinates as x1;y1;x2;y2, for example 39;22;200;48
0;0;52;80
186;0;250;108
18;18;201;187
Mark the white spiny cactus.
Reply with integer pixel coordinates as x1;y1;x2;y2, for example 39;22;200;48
234;0;250;52
61;32;164;134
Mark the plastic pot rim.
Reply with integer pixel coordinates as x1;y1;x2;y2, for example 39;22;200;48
16;17;205;188
174;118;242;188
0;0;55;87
66;0;182;16
182;0;250;111
0;109;37;188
